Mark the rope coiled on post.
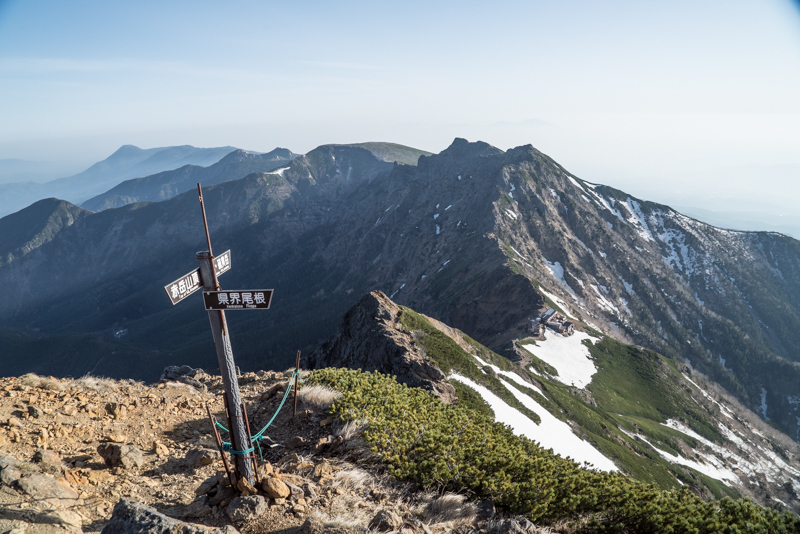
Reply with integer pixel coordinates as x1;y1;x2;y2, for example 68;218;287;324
215;370;299;460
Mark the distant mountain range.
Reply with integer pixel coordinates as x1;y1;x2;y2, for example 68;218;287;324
0;144;237;217
0;158;87;184
81;148;298;211
0;138;797;451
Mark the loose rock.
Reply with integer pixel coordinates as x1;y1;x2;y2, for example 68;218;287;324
97;443;143;469
102;499;236;533
185;447;216;467
262;476;291;499
226;495;267;522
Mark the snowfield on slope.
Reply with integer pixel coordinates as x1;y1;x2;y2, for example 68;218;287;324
449;374;617;471
522;332;600;388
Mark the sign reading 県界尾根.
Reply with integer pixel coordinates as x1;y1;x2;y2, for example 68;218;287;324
202;289;273;310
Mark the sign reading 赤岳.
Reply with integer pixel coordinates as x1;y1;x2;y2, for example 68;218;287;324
203;290;273;310
164;249;231;305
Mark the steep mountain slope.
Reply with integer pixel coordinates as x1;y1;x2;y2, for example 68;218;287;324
0;138;797;446
0;145;237;217
309;291;800;514
0;198;89;267
81;148;298;211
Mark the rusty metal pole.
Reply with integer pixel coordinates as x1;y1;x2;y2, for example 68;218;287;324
206;403;236;488
293;350;300;417
196;183;254;487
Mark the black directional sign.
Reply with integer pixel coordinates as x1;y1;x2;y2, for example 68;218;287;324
203;290;273;310
164;249;232;305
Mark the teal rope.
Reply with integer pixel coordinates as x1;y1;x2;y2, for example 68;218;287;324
215;370;299;458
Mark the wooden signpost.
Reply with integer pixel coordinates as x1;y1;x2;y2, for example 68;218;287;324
164;183;275;490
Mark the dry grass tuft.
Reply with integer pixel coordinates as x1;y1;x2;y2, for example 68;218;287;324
332;468;373;492
19;373;64;391
72;374;140;392
297;384;342;410
487;517;556;533
336;419;367;440
422;492;478;525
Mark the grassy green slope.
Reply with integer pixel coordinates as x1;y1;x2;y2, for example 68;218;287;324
308;368;798;532
399;306;742;500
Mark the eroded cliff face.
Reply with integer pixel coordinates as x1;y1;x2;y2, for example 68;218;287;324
306;291;456;403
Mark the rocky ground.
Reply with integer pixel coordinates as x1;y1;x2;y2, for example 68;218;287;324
0;369;541;534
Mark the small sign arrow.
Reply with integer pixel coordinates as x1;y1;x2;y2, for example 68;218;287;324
164;249;231;305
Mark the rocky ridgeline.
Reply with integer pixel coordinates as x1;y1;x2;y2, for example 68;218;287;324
0;371;544;534
307;291;457;404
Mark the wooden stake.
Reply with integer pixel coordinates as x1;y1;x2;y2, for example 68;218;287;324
293;350;301;417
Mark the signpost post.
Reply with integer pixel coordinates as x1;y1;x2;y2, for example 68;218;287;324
163;183;275;492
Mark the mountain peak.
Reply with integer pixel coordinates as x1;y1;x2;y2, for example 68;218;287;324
108;145;146;159
439;138;504;159
307;291;457;403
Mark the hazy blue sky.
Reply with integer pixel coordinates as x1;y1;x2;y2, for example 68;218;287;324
0;1;799;224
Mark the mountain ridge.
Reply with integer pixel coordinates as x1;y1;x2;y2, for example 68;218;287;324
0;138;798;447
0;145;239;217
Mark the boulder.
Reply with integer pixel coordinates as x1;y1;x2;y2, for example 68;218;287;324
17;473;79;501
101;499;237;533
97;443;144;469
226;495;267;522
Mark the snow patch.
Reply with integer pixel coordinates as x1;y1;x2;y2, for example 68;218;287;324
449;374;617;471
505;209;518;220
471;354;543;396
435;225;440;235
619;199;654;242
590;284;620;315
618;276;634;295
543;258;578;300
522;332;599;389
622;426;740;486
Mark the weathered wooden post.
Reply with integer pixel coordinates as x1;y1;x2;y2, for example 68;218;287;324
196;185;254;487
165;184;273;490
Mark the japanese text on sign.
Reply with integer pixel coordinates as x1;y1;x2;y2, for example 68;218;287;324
203;290;273;310
163;250;232;305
